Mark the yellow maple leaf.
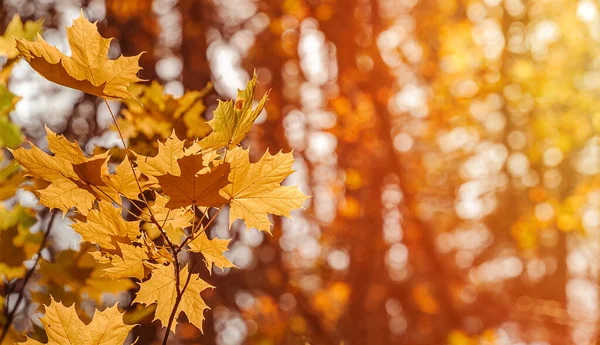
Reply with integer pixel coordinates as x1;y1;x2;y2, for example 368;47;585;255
101;156;143;200
38;178;96;216
46;127;88;163
133;263;212;333
147;193;194;228
136;132;185;177
11;129;102;214
103;242;157;280
45;128;111;187
19;297;134;345
199;72;269;150
187;232;235;273
224;147;308;233
15;12;142;99
0;14;43;83
12;128;148;214
156;154;230;208
72;200;140;249
0;15;43;59
11;143;79;181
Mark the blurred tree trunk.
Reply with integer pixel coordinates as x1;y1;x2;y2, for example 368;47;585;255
179;0;212;91
102;0;158;81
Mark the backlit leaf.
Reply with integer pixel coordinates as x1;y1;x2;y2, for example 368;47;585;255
19;298;134;345
224;147;308;233
199;72;268;150
16;12;142;99
133;263;212;333
187;232;235;273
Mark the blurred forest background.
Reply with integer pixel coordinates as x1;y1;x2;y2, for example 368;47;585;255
2;0;600;344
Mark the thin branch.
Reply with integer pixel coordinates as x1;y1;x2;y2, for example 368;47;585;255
162;259;196;345
104;99;186;345
103;99;176;249
0;211;57;343
89;184;148;220
181;207;223;249
161;209;172;229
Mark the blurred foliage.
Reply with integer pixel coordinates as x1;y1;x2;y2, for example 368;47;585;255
119;81;212;155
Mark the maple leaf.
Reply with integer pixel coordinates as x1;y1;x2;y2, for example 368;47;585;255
173;85;213;139
148;193;194;228
156;154;231;208
199;72;269;150
0;14;43;83
10;129;108;215
15;12;142;99
102;156;145;200
11;128;148;214
103;242;158;280
0;14;43;59
19;298;134;345
133;263;212;333
11;142;79;181
38;178;96;216
136;132;185;177
224;147;308;233
72;200;141;250
46;127;88;163
187;232;235;273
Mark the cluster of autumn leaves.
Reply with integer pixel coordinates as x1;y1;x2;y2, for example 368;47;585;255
1;12;307;344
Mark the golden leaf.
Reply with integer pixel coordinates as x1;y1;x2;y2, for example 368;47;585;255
133;263;212;333
103;242;157;280
187;232;235;273
102;156;144;200
11;128;146;214
38;178;96;216
72;200;140;249
0;15;43;59
15;12;142;99
199;72;269;150
224;147;308;232
0;14;43;83
46;127;88;163
147;194;194;229
19;298;134;345
11;144;79;181
136;132;185;177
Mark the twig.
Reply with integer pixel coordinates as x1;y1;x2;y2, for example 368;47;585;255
162;259;196;345
181;207;223;249
104;99;184;345
103;99;176;249
0;211;57;343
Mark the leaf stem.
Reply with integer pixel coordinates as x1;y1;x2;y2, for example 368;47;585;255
0;211;56;344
